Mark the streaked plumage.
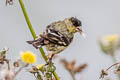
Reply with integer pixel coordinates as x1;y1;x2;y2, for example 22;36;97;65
27;17;83;55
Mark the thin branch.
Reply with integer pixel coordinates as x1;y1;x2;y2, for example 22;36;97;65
15;64;28;76
69;71;75;80
12;64;29;79
111;56;120;80
106;62;120;71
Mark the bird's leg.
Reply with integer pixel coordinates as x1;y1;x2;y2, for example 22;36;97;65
45;54;55;65
49;54;55;61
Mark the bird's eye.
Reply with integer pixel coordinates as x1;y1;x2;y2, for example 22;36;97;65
70;17;82;27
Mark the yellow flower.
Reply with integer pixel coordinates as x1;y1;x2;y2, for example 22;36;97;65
104;34;119;43
36;64;44;70
21;51;36;64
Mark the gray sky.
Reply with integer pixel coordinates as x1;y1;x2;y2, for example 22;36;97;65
0;0;120;80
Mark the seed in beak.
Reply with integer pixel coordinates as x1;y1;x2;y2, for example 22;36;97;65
76;27;86;38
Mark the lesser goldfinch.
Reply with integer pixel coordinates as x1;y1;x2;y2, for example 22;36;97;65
27;17;84;55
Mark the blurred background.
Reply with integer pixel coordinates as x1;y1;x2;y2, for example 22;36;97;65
0;0;120;80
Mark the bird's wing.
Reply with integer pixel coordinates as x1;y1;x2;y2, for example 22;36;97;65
40;28;70;46
27;21;72;49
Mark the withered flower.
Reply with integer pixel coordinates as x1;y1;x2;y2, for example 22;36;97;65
6;0;13;5
13;61;19;68
98;34;120;56
99;62;120;79
60;59;87;80
73;64;87;73
100;69;108;79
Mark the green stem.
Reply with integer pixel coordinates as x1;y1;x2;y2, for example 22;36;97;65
18;0;37;39
111;55;120;80
18;0;60;80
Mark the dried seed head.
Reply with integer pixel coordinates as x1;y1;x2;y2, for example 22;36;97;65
60;59;68;66
32;66;38;72
114;65;120;74
6;0;13;5
13;61;19;67
73;64;87;73
100;69;108;79
61;58;87;74
28;66;39;74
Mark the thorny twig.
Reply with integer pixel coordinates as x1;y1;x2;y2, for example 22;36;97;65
100;62;120;79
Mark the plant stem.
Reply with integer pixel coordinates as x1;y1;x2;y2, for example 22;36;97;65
18;0;60;80
15;64;28;76
18;0;37;39
111;55;120;80
69;71;75;80
106;62;120;71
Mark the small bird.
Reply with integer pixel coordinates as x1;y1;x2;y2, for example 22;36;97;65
27;17;84;57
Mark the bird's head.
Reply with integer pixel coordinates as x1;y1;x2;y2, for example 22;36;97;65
65;17;85;37
68;17;85;37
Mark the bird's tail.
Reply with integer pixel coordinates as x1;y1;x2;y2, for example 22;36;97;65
26;40;36;44
26;39;41;49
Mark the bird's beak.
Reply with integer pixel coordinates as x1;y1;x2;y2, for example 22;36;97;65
76;26;86;38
